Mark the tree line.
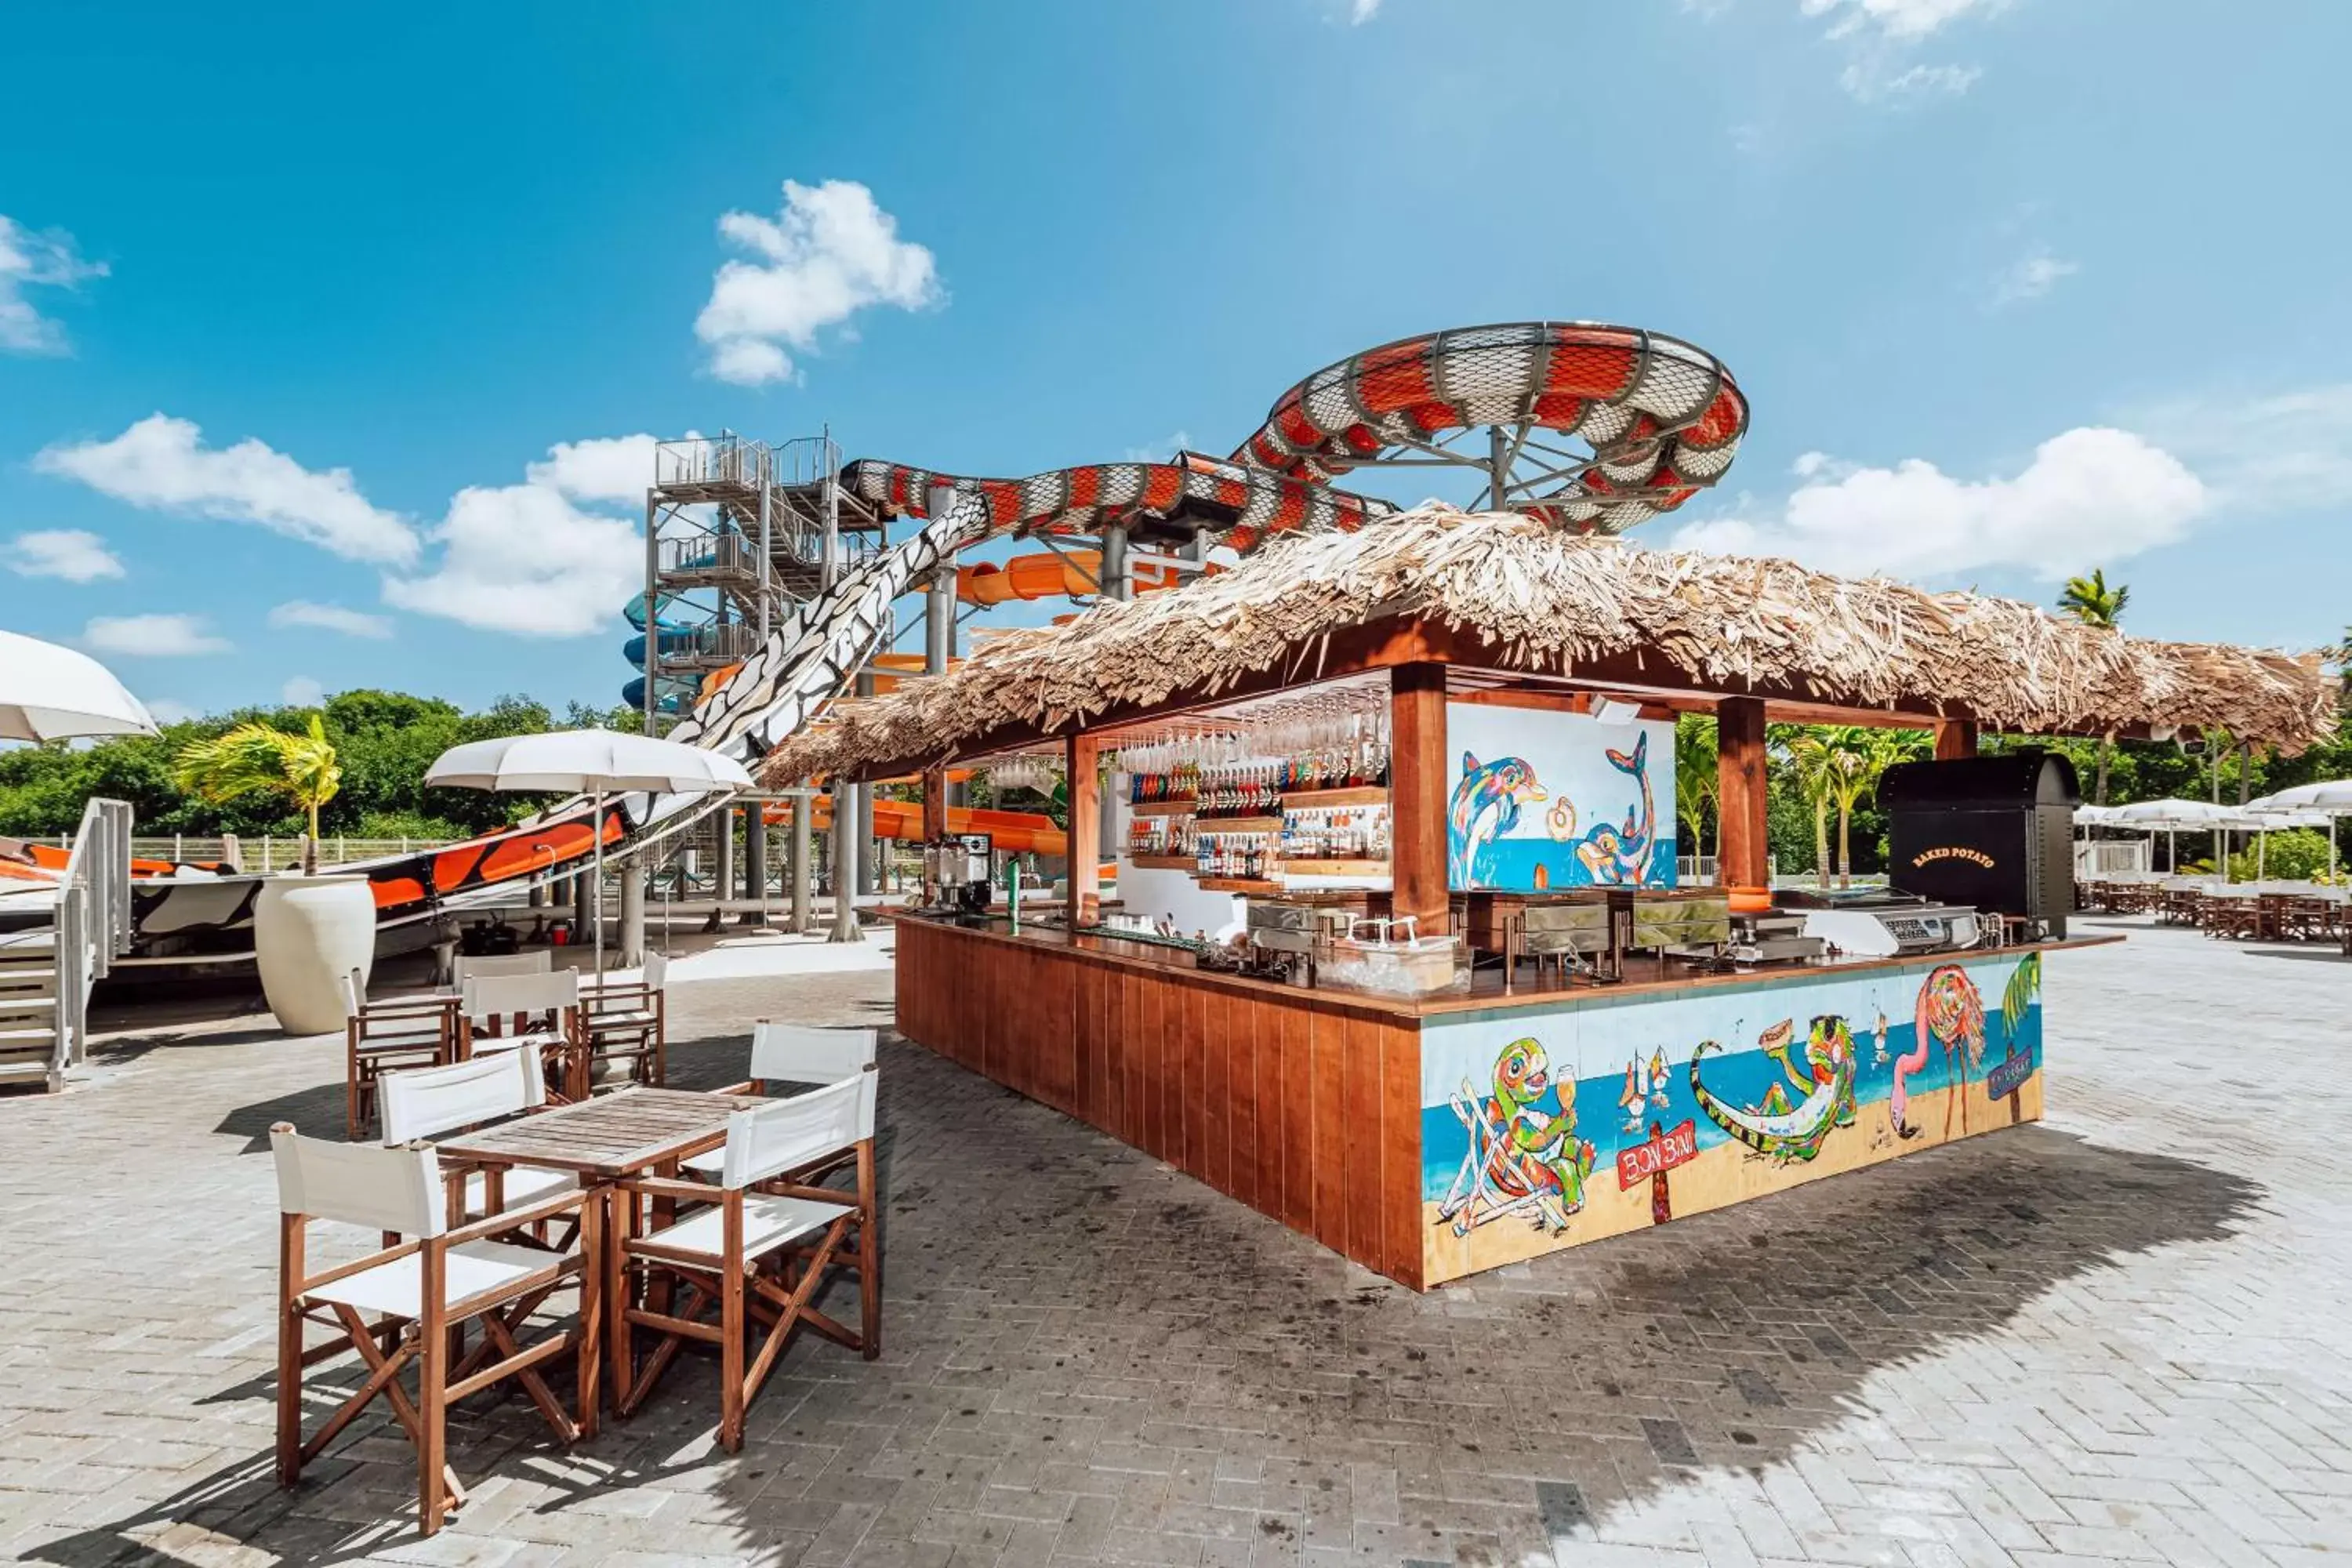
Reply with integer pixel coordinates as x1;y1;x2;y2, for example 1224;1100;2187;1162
0;690;641;842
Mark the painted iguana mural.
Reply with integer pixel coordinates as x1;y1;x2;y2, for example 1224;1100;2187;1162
1688;1014;1859;1163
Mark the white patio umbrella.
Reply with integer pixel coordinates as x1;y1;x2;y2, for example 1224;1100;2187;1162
2246;783;2352;880
2109;798;2238;875
0;630;158;742
425;731;752;973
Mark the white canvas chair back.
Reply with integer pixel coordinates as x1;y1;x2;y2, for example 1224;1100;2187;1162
748;1023;877;1087
462;968;579;1022
718;1071;877;1191
272;1126;445;1237
342;968;365;1020
643;951;668;990
379;1048;546;1145
455;951;552;984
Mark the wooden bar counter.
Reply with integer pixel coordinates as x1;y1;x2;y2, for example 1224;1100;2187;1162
894;911;2111;1290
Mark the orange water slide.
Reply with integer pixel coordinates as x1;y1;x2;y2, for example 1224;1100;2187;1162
956;550;1204;607
768;797;1065;857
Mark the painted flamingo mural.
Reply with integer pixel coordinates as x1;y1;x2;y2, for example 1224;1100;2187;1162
1915;964;1988;1138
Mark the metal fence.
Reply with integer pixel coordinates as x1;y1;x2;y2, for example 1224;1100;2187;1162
56;834;463;873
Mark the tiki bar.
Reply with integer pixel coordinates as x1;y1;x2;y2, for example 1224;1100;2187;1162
762;509;2331;1290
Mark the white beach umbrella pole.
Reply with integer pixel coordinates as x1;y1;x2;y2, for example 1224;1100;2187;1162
593;789;606;976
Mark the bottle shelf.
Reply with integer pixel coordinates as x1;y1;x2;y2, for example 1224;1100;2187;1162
1193;817;1283;834
1198;877;1280;894
1131;800;1197;818
1127;855;1198;871
1276;858;1390;877
1281;786;1390;809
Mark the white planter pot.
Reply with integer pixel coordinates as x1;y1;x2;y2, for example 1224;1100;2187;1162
255;874;376;1036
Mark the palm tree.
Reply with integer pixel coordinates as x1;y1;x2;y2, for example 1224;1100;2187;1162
1821;728;1924;885
2056;569;2130;805
1786;733;1840;890
1673;715;1719;867
172;715;343;874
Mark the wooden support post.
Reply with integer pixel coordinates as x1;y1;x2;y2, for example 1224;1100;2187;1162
920;768;949;841
1066;732;1101;927
1389;662;1450;935
1934;719;1980;760
1717;696;1769;891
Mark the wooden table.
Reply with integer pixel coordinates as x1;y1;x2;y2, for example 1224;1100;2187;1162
439;1087;755;1410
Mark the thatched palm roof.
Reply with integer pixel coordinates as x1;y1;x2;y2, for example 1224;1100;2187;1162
761;508;2333;783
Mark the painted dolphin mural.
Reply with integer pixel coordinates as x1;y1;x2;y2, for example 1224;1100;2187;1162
1448;753;1547;889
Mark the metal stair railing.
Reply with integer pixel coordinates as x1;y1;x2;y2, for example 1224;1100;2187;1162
49;797;133;1087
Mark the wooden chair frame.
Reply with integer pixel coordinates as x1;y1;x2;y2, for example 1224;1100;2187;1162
612;1163;876;1449
610;1076;880;1450
273;1134;601;1537
345;988;461;1140
581;978;666;1090
459;973;587;1103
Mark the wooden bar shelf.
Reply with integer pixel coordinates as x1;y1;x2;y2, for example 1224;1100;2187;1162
1197;877;1279;893
1131;800;1197;818
1128;855;1198;870
1276;858;1390;877
1281;786;1389;808
1194;816;1282;833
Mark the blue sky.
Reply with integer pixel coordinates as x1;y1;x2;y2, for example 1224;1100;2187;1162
5;0;2347;722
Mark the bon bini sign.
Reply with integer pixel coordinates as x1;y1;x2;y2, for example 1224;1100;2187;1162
1616;1119;1697;1189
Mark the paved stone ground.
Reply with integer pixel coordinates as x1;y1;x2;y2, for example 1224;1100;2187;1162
3;920;2350;1566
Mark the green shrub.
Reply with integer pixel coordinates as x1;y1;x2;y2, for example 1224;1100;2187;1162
2225;828;2337;883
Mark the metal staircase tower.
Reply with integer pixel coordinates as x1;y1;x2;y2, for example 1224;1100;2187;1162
637;433;891;729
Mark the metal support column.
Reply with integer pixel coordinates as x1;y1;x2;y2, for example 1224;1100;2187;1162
641;494;660;735
742;798;768;925
854;671;878;895
829;782;863;942
789;789;814;934
1100;522;1132;601
1486;426;1510;513
706;804;735;932
757;448;773;642
619;861;646;967
821;424;840;592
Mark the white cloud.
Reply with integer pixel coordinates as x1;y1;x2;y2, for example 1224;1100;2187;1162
1123;431;1194;463
1802;0;2001;101
524;433;666;506
2129;384;2352;516
0;216;106;356
270;600;393;639
1349;0;1381;20
1800;0;2007;40
144;697;199;724
695;180;942;386
1670;426;2207;582
1990;249;2078;307
281;676;325;707
384;437;652;638
8;528;123;583
34;415;419;566
83;612;231;657
1838;57;1980;100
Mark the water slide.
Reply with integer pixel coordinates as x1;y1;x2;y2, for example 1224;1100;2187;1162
123;322;1747;953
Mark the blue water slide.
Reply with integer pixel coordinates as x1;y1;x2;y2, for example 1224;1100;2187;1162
622;626;729;670
622;674;702;714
